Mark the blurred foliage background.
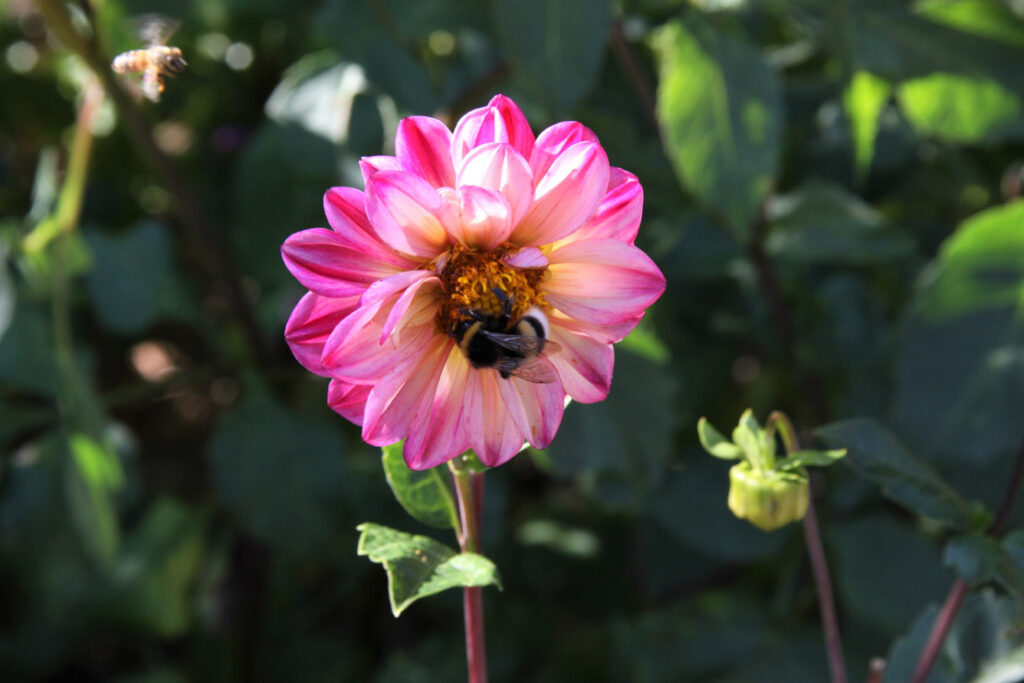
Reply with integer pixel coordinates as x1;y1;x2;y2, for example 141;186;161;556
2;0;1024;681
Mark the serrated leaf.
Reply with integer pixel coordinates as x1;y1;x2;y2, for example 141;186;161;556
843;71;891;181
817;419;975;530
382;443;458;530
777;449;846;471
697;418;742;460
654;19;781;239
356;522;501;616
491;0;611;115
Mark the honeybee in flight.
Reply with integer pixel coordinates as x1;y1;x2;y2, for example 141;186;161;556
453;289;561;384
111;16;186;102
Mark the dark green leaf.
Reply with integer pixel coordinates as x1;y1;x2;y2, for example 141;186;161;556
84;221;172;334
0;304;59;395
893;201;1024;466
817;419;975;530
356;522;500;616
944;533;1004;587
654;19;781;239
696;418;742;460
491;0;611;116
381;443;458;530
208;397;348;556
766;181;915;265
882;604;952;683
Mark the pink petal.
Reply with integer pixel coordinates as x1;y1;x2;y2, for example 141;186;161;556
324;188;416;269
451;94;535;169
439;186;513;250
395;116;456;188
546;319;614;403
284;291;359;377
456;143;534;226
502;246;548;269
328;379;371;425
361;335;452;450
569;168;643;244
529;121;599;180
379;275;441;344
497;372;565;453
281;228;398;298
365;171;450;259
469;370;529;466
321;297;437;383
551;309;646;345
545;238;666;326
360;156;403;185
403;347;474;470
512;142;610;247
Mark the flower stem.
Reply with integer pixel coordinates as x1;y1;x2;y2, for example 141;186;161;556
770;412;847;683
449;459;488;683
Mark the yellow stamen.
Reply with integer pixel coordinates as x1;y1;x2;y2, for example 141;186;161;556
434;244;547;335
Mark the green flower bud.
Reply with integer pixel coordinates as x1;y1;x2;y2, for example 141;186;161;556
727;461;809;531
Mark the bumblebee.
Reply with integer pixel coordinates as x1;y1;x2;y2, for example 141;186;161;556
111;16;186;102
454;290;560;384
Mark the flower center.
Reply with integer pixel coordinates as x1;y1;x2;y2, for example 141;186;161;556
435;244;547;336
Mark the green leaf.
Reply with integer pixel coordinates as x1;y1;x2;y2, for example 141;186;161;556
208;397;348;556
491;0;611;116
84;220;172;334
843;71;891;181
817;419;975;530
974;645;1024;683
65;433;122;568
765;181;914;266
696;418;742;459
654;19;781;239
893;201;1024;466
899;73;1023;144
917;0;1024;47
382;443;459;530
777;449;847;471
944;533;1005;587
356;522;501;616
0;304;59;395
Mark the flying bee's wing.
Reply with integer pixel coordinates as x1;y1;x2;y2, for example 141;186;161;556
478;331;561;356
497;356;560;384
134;14;180;47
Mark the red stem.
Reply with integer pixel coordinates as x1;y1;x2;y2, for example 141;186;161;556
451;465;488;683
909;579;969;683
802;495;848;683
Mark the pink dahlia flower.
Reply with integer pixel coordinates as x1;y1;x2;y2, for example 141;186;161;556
282;94;665;470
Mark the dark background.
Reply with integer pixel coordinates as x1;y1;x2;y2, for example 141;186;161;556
1;0;1023;681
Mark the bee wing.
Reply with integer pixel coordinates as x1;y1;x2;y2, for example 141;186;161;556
497;356;560;384
134;14;180;46
479;331;561;356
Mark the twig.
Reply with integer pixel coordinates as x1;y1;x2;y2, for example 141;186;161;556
449;460;488;683
609;18;660;137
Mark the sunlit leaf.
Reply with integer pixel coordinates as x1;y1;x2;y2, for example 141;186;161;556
843;71;891;180
381;443;459;530
356;522;500;616
65;433;122;569
491;0;611;116
817;419;976;530
899;73;1023;143
654;18;781;239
